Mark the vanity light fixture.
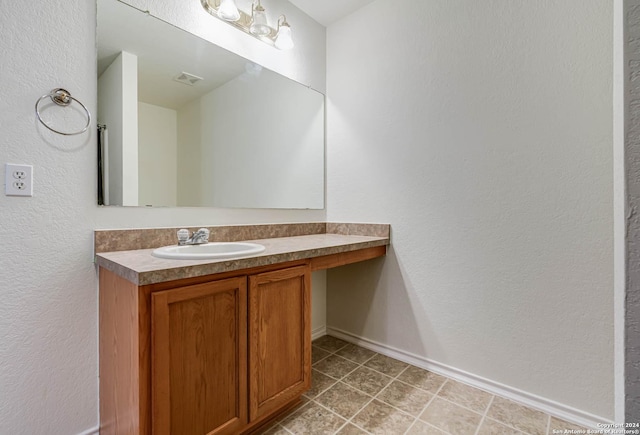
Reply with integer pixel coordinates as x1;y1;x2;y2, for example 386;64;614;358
201;0;294;50
249;0;270;36
274;15;294;50
217;0;241;21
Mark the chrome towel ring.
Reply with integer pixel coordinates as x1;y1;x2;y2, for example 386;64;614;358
35;88;92;136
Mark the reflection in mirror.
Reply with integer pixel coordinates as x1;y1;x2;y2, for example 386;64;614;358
96;0;325;209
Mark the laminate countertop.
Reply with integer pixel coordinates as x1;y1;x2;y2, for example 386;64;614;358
96;233;389;286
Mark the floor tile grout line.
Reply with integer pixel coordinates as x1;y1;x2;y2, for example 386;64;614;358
307;352;385;434
312;354;330;366
305;398;351;434
274;399;306;425
333;344;379;364
436;376;502;404
407;377;453;434
403;391;441;435
276;423;295;435
315;345;390;434
478;394;548;435
395;362;412;378
309;396;376;435
434;394;489;417
331;419;351;435
323;356;368;381
279;399;316;428
312;338;350;355
320;376;423;427
422;377;490;419
364;355;410;379
368;359;432;425
478;399;547;435
402;419;419;434
303;373;345;401
368;375;420;430
329;378;374;399
333;379;375;400
355;365;398;381
313;357;362;380
324;348;381;367
316;341;492;432
473;395;495;435
313;378;379;428
303;372;338;401
402;410;426;434
342;393;378;434
312;356;399;397
324;364;466;432
436;379;553;435
390;359;411;380
346;418;376;435
483;394;495;417
393;374;444;394
546;414;551;435
482;417;527;434
313;339;561;435
355;393;424;426
315;356;404;385
484;415;538;435
315;339;416;382
318;358;451;434
280;399;341;434
437;378;497;414
473;416;484;435
312;344;379;374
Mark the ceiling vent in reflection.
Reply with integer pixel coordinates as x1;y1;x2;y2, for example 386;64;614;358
173;72;203;86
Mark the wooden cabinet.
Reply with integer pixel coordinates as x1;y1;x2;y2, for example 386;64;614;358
99;246;386;434
248;266;311;421
151;277;248;435
100;262;312;435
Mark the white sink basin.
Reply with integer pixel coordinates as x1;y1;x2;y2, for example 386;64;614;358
152;242;266;260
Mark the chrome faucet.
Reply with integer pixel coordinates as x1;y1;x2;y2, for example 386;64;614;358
177;228;210;246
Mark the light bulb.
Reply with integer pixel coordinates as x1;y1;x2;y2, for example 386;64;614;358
275;24;293;50
217;0;240;21
250;3;271;36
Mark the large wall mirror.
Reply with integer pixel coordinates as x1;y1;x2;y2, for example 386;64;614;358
97;0;325;209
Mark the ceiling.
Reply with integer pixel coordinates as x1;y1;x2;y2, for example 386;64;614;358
287;0;376;26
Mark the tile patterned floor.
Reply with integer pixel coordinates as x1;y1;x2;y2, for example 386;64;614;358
260;335;590;435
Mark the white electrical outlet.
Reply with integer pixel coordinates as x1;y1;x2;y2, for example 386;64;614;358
5;164;33;197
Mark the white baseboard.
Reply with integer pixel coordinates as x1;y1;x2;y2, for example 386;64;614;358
312;325;327;340
77;426;99;435
326;327;613;429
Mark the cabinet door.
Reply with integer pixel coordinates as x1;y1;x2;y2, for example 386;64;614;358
151;277;247;435
248;266;311;421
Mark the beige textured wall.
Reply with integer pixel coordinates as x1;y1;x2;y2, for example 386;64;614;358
326;0;614;422
0;1;326;433
625;0;640;422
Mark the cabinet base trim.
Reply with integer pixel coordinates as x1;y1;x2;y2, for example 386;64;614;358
326;327;611;429
242;397;303;435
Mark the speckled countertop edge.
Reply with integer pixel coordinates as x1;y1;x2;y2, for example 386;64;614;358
96;233;389;286
95;222;390;253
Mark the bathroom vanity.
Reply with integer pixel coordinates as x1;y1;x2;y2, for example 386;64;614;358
96;223;389;435
95;4;384;433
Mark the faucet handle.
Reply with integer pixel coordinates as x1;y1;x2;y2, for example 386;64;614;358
177;229;189;245
197;228;210;242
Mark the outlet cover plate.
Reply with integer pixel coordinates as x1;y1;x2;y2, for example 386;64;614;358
5;163;33;197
